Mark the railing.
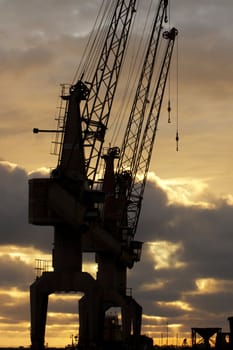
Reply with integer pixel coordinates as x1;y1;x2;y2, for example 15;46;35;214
35;258;52;279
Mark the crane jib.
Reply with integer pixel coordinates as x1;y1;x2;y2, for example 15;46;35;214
127;27;178;236
117;0;169;176
80;0;137;187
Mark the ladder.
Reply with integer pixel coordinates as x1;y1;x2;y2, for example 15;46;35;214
50;84;70;162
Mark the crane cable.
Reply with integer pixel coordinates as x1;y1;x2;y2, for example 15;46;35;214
71;0;112;84
110;0;157;146
167;0;171;123
175;35;180;152
84;2;114;82
63;0;113;175
166;0;180;151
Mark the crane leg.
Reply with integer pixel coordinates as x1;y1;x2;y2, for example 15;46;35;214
79;296;89;348
30;280;49;350
121;305;132;340
30;271;104;350
121;298;142;341
132;301;142;337
79;293;105;349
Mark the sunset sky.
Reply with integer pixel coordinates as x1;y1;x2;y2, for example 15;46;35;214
1;0;233;347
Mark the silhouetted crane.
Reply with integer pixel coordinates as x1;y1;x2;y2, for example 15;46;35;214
29;1;177;349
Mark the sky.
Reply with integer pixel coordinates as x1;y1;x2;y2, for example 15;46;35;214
0;0;233;347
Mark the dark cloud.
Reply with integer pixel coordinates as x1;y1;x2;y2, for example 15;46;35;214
0;254;34;290
0;291;29;323
0;162;53;251
129;177;233;329
0;0;102;41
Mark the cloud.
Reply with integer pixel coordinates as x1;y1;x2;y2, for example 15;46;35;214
0;159;233;344
0;289;29;323
0;254;33;290
0;161;53;251
129;175;233;330
0;1;101;40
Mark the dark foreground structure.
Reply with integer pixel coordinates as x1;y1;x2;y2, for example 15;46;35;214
191;317;233;349
28;1;177;350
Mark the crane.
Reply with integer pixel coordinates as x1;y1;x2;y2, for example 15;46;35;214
29;2;137;349
28;1;178;349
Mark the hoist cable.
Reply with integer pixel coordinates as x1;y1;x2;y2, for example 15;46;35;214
72;0;106;83
110;0;144;145
71;0;112;84
85;3;114;82
93;0;141;148
167;0;171;123
110;0;155;146
176;35;180;151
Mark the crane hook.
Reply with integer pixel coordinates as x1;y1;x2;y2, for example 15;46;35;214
176;131;179;152
167;99;171;123
164;1;168;23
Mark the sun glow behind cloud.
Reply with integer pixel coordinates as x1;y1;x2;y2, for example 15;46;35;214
0;160;18;172
148;241;186;270
157;300;193;312
0;245;48;265
195;278;233;294
147;172;216;208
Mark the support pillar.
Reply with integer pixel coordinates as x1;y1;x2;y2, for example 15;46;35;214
30;283;48;350
121;297;142;341
228;317;233;346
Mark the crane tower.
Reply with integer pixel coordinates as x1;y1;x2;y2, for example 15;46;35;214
29;1;178;350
